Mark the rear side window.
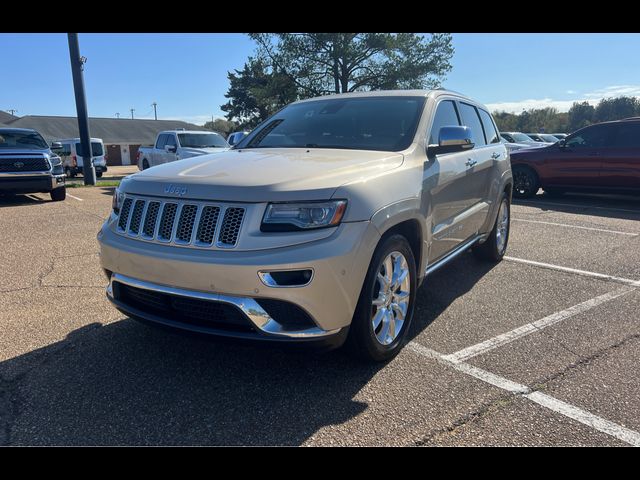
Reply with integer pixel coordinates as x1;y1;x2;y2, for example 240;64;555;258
478;109;500;144
429;100;460;145
566;125;612;149
458;102;487;147
60;144;72;156
155;134;168;149
612;122;640;148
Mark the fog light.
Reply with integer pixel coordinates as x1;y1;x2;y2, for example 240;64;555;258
258;269;314;287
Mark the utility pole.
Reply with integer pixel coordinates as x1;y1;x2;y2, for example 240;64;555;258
7;109;17;115
130;108;135;120
152;102;158;120
115;112;120;119
67;33;96;186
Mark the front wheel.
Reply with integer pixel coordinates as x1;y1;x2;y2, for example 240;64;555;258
473;193;510;262
50;187;66;202
345;234;417;362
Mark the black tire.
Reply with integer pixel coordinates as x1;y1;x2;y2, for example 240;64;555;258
96;172;103;178
50;187;66;202
512;165;539;198
142;159;150;170
344;234;417;362
473;192;510;262
65;167;75;178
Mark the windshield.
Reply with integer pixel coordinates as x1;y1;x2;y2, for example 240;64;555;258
75;142;104;157
0;130;49;149
512;133;536;142
178;133;228;148
236;96;426;152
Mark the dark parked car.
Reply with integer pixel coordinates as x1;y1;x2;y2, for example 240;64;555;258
511;119;640;198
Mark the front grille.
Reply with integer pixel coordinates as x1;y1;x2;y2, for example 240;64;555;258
0;157;49;172
115;195;245;249
113;282;254;332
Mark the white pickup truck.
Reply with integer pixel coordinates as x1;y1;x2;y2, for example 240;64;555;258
137;130;230;170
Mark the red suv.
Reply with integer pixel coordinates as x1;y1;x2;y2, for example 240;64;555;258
510;118;640;198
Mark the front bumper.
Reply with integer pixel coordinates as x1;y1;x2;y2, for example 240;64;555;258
0;173;65;193
98;218;380;339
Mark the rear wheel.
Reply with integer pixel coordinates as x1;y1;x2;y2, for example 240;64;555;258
473;192;510;262
345;234;417;362
96;172;103;178
512;165;539;198
50;187;66;202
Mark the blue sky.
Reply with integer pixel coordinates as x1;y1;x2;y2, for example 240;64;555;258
2;33;640;125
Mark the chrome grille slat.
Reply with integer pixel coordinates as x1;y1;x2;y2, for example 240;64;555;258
116;195;245;249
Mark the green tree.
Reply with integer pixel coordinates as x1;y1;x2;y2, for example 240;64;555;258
567;101;595;131
594;96;640;123
221;57;298;129
249;33;454;96
204;118;237;137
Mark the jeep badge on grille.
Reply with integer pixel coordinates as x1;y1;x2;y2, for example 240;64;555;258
164;184;187;196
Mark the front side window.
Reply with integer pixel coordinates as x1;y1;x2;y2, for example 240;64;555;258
165;135;177;148
566;125;612;149
458;102;487;147
237;96;426;152
478;109;500;144
429;100;460;145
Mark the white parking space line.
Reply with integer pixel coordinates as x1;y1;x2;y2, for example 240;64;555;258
515;200;640;215
504;256;640;287
444;287;634;363
512;218;638;236
66;192;84;202
408;343;640;446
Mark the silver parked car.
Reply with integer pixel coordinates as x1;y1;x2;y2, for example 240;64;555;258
99;90;513;362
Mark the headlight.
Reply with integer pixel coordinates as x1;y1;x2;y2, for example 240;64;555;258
112;188;124;214
261;200;347;232
49;156;64;174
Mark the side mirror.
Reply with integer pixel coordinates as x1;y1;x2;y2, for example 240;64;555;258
51;141;63;151
165;144;177;153
428;126;475;156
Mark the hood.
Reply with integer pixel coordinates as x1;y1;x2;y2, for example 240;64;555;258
181;147;230;156
120;147;404;202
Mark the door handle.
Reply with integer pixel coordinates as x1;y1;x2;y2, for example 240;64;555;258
491;152;501;159
465;159;477;167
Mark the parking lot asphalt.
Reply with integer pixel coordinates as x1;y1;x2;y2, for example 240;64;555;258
1;189;639;446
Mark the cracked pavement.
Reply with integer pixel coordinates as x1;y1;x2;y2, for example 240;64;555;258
0;188;639;445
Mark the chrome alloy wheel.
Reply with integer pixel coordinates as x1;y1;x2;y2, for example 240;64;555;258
496;199;509;255
371;251;411;346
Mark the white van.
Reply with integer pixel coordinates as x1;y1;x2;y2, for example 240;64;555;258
56;137;108;178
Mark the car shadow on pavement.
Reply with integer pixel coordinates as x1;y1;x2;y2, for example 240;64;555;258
1;251;498;446
0;194;47;208
514;192;640;221
408;251;499;342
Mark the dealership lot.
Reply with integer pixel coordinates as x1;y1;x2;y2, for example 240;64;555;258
0;189;639;445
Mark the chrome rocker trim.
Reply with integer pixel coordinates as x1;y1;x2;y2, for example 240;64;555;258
107;273;339;339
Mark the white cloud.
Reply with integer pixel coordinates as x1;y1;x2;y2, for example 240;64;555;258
566;90;577;94
487;85;640;114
